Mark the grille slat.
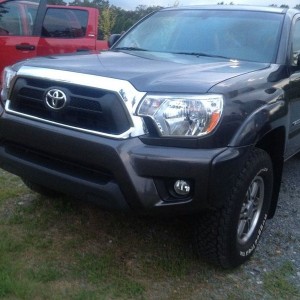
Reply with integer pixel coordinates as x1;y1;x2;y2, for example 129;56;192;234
9;77;131;135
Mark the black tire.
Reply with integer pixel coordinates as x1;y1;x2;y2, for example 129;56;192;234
22;178;61;198
194;148;273;269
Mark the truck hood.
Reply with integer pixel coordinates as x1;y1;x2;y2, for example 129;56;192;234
19;51;270;93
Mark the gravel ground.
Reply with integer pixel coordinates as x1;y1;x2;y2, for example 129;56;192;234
184;155;300;299
232;155;300;297
256;156;300;269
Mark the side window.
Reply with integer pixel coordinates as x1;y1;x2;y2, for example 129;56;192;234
0;1;38;36
292;20;300;65
42;8;88;38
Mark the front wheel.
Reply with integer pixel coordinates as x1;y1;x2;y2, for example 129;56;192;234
194;148;273;268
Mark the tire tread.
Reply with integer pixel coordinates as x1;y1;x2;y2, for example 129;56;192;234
194;148;273;268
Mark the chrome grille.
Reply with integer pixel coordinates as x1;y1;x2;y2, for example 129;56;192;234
8;77;131;135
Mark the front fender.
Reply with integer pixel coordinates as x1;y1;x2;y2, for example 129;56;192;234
228;100;286;147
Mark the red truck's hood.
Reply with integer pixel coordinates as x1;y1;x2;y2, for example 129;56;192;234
16;51;270;93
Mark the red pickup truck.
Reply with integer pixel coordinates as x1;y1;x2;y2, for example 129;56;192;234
0;0;108;80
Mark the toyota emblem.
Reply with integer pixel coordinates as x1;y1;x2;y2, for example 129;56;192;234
45;88;68;110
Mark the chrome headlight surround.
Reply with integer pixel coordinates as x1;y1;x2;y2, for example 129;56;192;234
136;94;223;137
1;67;17;104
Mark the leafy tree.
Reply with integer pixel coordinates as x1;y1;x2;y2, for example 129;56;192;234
68;0;87;6
111;5;162;34
69;0;109;9
47;0;66;5
134;5;161;19
280;4;289;8
110;6;133;34
99;7;116;39
92;0;109;9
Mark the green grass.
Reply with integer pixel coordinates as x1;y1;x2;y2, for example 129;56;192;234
0;170;299;299
263;261;300;299
73;252;145;298
0;171;27;202
27;261;63;283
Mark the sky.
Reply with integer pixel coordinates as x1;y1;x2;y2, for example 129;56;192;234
109;0;299;10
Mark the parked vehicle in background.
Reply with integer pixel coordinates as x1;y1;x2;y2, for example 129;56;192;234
0;0;108;83
1;5;300;269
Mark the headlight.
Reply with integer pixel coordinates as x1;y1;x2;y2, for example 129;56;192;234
1;67;17;104
136;94;223;137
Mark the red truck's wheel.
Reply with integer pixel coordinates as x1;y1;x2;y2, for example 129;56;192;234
194;148;273;268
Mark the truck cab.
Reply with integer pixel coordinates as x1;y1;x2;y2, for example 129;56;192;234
0;0;107;81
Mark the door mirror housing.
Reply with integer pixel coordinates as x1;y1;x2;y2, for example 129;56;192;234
108;34;121;48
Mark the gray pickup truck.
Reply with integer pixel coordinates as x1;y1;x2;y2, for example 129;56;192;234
1;5;299;268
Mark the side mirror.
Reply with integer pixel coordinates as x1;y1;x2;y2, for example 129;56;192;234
108;34;121;48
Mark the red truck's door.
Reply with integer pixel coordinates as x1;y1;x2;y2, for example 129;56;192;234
37;6;99;56
0;0;44;75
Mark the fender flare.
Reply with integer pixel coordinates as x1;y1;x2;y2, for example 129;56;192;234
228;100;286;147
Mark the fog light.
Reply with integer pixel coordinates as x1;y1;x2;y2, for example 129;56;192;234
174;180;191;196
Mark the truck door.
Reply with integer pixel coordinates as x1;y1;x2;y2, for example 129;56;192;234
0;0;44;75
37;6;98;56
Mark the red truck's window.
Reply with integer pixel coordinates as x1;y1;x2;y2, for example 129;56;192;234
42;8;88;38
0;1;38;36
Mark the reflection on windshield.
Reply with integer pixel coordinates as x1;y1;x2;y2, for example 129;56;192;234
115;9;283;63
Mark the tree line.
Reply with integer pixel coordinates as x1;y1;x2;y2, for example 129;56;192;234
218;2;300;9
47;0;300;39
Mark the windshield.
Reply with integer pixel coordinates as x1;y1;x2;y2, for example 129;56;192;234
115;9;284;63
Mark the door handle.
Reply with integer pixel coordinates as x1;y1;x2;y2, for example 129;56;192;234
76;48;89;52
16;44;36;51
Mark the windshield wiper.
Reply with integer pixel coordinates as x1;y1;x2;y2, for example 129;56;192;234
172;52;230;60
113;47;148;52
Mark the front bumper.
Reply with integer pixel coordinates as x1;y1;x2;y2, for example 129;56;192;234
0;112;251;215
